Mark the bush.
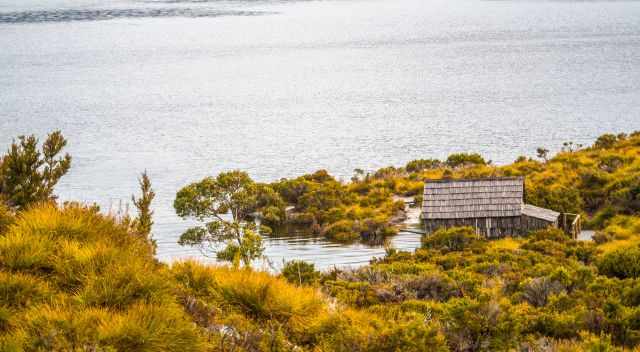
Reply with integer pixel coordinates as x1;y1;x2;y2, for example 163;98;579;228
593;231;613;244
403;274;461;301
323;219;360;242
521;277;566;307
406;159;442;173
281;260;320;286
422;227;479;252
594;134;619;149
597;246;640;279
445;153;486;168
529;227;571;243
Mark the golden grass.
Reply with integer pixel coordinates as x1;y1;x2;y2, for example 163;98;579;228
172;261;326;334
0;204;206;351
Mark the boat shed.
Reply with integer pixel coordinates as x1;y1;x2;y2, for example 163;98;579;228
421;177;560;238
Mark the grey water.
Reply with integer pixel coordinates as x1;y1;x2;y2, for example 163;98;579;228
2;0;640;270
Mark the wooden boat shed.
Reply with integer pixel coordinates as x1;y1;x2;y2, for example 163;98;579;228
421;177;569;238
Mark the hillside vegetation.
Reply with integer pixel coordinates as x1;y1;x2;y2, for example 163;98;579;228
0;131;639;351
230;132;640;244
0;204;448;351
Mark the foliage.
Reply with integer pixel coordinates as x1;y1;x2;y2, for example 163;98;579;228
174;170;264;266
0;131;71;209
266;169;401;242
0;204;204;351
422;226;480;252
281;260;320;285
131;171;155;244
4;131;640;351
445;153;487;168
406;158;442;173
597;246;640;279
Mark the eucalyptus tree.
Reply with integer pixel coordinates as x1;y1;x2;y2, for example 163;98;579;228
174;170;263;267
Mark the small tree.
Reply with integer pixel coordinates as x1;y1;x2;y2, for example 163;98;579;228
0;131;71;209
536;147;549;162
281;260;320;286
174;170;263;267
132;171;156;249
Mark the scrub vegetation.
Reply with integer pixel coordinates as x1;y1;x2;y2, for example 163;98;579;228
1;130;640;351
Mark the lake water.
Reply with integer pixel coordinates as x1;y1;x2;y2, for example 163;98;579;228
2;0;640;270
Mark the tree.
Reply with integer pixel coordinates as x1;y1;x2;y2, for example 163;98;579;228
0;131;71;209
174;170;263;267
536;147;549;162
132;171;156;249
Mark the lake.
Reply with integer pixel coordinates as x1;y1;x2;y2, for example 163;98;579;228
1;0;640;270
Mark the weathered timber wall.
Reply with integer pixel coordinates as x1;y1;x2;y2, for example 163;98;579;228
424;215;557;238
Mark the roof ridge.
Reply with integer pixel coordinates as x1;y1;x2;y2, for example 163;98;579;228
424;176;524;183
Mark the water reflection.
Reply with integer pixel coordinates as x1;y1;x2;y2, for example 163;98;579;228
157;226;423;272
0;8;272;24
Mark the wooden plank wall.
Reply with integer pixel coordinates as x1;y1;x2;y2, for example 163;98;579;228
424;215;557;238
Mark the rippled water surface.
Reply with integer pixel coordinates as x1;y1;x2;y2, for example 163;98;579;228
2;0;640;269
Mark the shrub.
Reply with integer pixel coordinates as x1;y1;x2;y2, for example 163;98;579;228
593;231;614;244
281;260;320;286
594;134;619;149
403;273;461;301
324;219;360;242
422;226;479;252
597;246;640;279
442;298;521;351
313;308;448;352
521;277;566;307
406;159;442;173
445;153;486;168
529;227;571;243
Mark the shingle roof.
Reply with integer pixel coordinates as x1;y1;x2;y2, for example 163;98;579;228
422;177;525;220
521;204;560;222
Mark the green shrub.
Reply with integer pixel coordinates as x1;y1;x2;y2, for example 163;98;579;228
402;273;461;301
445;153;486;168
529;227;571;243
281;260;320;286
324;219;360;241
597;246;640;279
422;226;479;252
406;159;442;173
